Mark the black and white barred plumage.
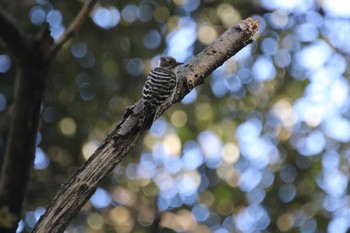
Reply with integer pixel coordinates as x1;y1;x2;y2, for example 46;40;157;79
142;56;182;129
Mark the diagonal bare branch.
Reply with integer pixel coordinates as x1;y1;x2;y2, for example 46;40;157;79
47;0;99;59
32;18;259;233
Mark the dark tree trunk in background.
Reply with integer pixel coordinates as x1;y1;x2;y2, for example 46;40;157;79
0;44;49;233
0;8;50;232
0;1;98;232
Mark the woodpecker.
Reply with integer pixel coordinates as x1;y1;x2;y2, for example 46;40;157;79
142;56;183;129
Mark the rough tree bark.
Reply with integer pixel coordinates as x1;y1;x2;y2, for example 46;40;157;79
0;1;98;232
32;18;259;233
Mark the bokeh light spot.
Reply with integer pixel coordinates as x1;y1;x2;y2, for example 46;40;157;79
192;204;210;222
92;7;120;29
181;88;197;104
0;54;11;73
71;41;88;58
222;143;240;164
163;134;182;156
29;7;46;25
82;140;100;160
126;58;144;76
171;110;188;127
277;214;294;232
122;4;139;23
198;25;218;45
91;188;111;210
34;147;50;170
58;117;76;137
217;3;240;27
46;10;62;27
87;213;104;230
252;56;276;82
143;30;161;49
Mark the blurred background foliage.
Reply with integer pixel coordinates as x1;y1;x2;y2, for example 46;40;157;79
1;0;350;232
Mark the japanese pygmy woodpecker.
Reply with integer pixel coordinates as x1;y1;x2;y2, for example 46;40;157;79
142;56;183;129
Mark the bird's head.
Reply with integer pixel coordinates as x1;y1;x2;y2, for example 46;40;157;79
157;56;183;72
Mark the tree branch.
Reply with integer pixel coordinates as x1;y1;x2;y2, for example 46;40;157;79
165;18;259;112
0;7;32;60
47;0;99;59
32;18;259;233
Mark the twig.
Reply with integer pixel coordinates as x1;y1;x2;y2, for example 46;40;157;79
47;0;99;59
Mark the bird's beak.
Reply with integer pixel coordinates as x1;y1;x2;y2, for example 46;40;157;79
171;62;183;69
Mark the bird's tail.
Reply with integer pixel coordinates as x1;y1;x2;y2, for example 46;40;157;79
142;103;156;129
